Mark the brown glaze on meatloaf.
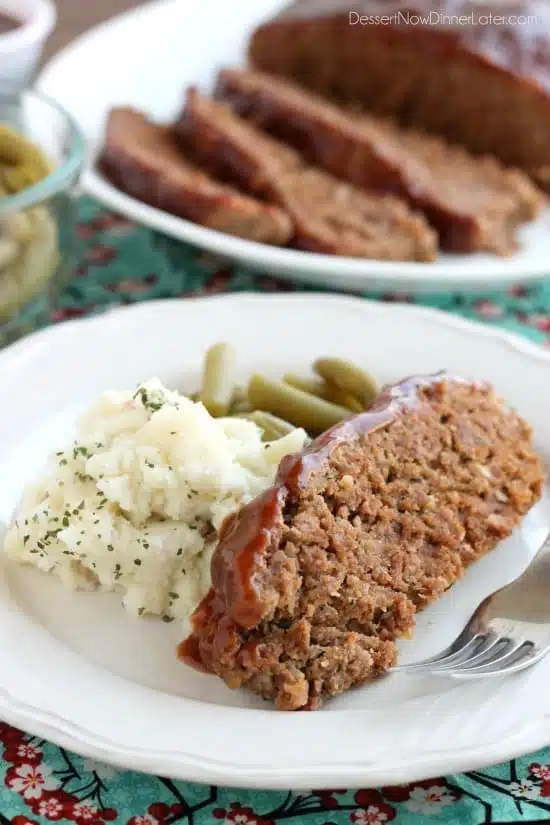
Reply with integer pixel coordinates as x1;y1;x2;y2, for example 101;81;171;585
179;374;543;710
216;69;542;254
248;0;550;190
176;90;437;261
99;107;293;245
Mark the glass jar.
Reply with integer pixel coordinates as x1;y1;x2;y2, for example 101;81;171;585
0;89;84;347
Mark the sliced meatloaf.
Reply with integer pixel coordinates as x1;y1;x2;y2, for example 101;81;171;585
248;0;550;191
99;107;293;245
176;90;437;261
179;374;543;710
216;69;543;255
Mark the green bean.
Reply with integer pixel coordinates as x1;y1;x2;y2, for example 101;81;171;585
1;162;47;195
232;385;246;402
199;343;237;417
0;125;50;173
0;126;52;196
245;410;295;440
0;237;18;270
325;382;364;413
0;209;33;244
285;372;363;412
248;374;349;433
229;385;250;414
314;358;379;408
231;398;253;414
283;373;332;401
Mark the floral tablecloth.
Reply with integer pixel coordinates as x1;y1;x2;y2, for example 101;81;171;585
3;197;550;825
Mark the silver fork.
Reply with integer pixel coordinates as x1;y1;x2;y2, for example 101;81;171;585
394;530;550;679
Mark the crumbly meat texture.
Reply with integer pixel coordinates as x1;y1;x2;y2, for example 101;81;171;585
215;69;543;255
182;378;543;710
99;107;293;245
176;89;437;261
248;0;550;192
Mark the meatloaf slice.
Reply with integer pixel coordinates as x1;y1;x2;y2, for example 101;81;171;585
216;69;543;255
98;107;293;245
179;374;543;710
176;90;437;261
248;0;550;191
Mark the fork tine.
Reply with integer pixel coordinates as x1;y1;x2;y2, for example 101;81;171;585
423;632;502;673
450;642;542;679
392;627;478;672
448;640;536;676
395;634;484;673
394;594;497;674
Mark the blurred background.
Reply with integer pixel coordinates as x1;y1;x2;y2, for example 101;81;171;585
46;0;142;57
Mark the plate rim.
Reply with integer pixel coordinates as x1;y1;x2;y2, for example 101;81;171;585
36;0;550;294
2;292;550;365
1;293;550;788
0;690;547;789
82;170;550;286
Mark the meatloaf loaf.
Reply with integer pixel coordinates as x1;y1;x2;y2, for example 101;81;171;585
180;373;543;710
248;0;550;191
99;107;293;245
216;69;542;255
176;90;437;261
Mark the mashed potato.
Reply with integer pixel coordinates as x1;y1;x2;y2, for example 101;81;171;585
3;379;307;620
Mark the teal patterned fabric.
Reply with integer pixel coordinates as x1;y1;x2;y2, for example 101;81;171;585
2;196;550;825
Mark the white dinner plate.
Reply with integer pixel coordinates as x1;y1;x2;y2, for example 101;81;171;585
36;0;550;295
0;293;549;788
